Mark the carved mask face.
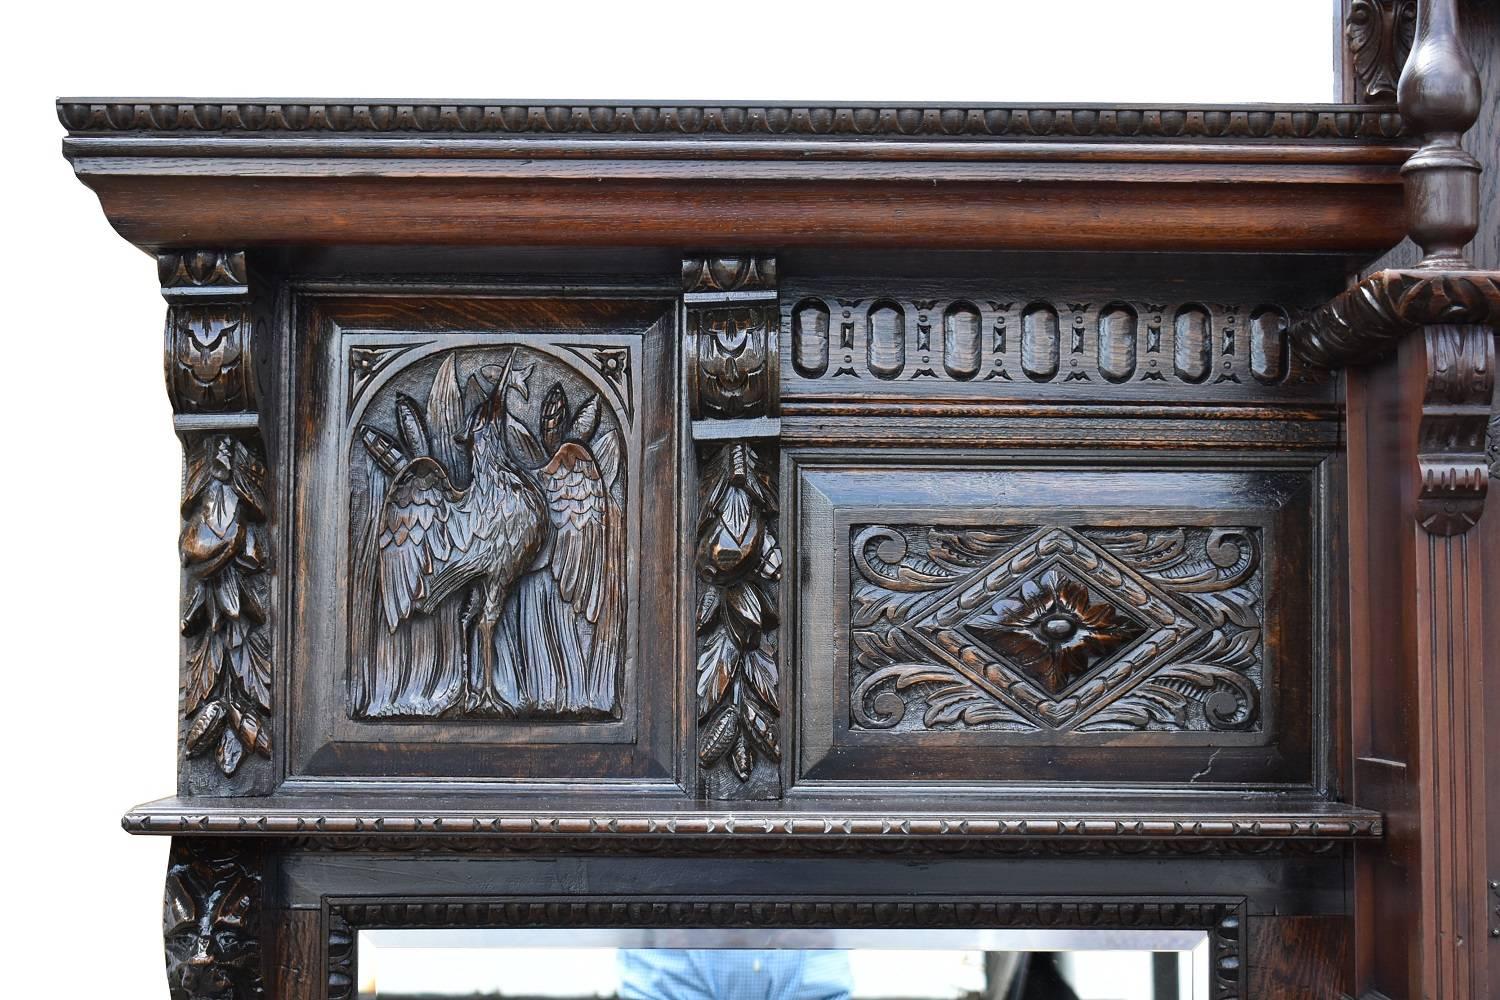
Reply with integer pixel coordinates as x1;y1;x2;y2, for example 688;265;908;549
163;859;260;1000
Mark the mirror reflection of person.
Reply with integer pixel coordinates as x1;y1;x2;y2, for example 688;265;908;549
617;949;853;1000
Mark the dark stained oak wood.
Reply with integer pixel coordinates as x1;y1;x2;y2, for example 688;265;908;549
57;4;1500;998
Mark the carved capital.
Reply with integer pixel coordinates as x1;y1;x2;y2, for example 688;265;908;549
1290;268;1500;369
164;841;264;1000
1416;325;1494;535
686;304;779;420
161;251;255;415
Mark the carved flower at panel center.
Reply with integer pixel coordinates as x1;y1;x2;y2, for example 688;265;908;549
965;567;1145;695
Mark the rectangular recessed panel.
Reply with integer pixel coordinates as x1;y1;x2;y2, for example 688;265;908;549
288;295;681;783
794;458;1324;789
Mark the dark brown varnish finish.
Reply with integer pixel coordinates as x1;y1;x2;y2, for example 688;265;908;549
58;3;1500;998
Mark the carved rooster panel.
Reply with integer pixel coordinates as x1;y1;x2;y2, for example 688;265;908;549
346;344;628;721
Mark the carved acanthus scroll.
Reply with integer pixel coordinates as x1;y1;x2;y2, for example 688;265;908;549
686;255;783;799
163;252;272;785
163;841;264;1000
1346;0;1417;102
851;525;1264;735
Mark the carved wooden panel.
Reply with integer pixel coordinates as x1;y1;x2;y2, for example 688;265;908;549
850;525;1262;735
288;296;680;783
794;459;1322;788
348;345;626;721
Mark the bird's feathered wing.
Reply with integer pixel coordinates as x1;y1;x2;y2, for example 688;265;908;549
375;456;485;631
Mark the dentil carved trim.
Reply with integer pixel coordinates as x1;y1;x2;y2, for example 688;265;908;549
1346;0;1417;102
1416;325;1495;535
851;525;1263;734
163;841;264;1000
1289;269;1500;369
123;808;1382;841
60;101;1408;142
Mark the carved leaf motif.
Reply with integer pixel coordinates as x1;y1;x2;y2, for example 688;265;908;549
394;394;430;458
744;647;779;707
730;734;754;780
696;625;738;718
539;382;569;455
570;394;601;444
698;705;739;764
185;700;227;756
217;725;245;775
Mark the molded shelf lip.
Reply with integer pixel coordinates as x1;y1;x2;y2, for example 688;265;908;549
122;793;1382;842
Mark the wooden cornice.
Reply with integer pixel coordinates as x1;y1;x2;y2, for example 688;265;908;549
58;99;1413;255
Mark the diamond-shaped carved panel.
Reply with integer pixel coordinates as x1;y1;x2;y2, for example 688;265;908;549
850;524;1262;734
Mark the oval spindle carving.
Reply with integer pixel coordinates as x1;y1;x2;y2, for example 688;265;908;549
1097;303;1138;383
1173;304;1212;383
1249;306;1290;384
867;301;906;380
1021;302;1060;382
942;301;982;380
792;298;830;378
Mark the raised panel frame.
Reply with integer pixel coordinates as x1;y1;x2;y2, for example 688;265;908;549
790;452;1332;791
284;293;684;786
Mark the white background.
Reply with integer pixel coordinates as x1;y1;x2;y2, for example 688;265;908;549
0;2;1331;996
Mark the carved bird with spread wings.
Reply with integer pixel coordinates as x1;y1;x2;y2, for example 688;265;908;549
358;348;625;718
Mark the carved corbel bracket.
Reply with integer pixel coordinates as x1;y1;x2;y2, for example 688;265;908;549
685;254;783;800
1290;268;1500;369
1300;0;1495;536
1416;325;1495;534
161;251;273;789
163;839;265;1000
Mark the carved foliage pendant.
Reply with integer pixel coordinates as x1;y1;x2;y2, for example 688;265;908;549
695;441;782;782
181;434;273;776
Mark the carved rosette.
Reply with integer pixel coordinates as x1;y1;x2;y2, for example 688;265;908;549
162;251;272;786
163;841;264;1000
686;255;783;799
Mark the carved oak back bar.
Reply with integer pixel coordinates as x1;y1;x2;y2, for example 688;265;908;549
61;2;1500;997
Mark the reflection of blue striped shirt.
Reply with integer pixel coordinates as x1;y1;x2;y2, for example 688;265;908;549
618;950;853;1000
